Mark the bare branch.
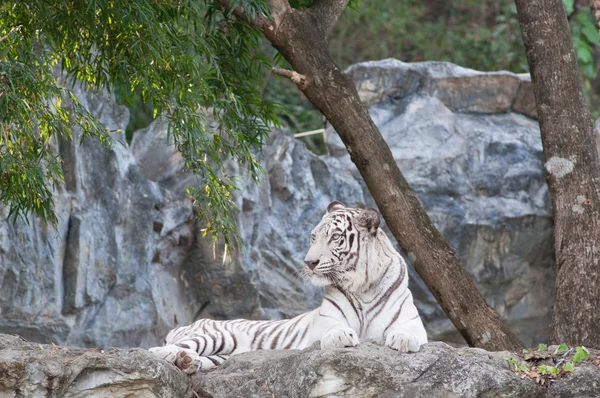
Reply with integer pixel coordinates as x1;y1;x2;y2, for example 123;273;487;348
271;67;308;90
309;0;350;38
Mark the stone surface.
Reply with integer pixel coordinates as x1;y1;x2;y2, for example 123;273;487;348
0;82;196;349
2;333;599;398
1;59;553;349
192;343;541;398
0;334;187;397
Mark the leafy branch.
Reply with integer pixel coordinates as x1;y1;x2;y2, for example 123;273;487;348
0;0;283;247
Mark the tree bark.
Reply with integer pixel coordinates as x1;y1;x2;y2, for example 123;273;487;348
221;0;523;351
515;0;600;347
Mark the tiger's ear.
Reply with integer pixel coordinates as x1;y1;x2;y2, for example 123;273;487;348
327;200;346;213
357;207;380;235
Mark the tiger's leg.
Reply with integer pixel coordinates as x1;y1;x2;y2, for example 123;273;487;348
151;313;318;373
383;293;427;353
315;295;360;349
167;328;237;357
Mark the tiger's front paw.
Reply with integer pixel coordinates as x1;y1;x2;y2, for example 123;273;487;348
321;327;359;349
175;350;202;374
385;331;420;353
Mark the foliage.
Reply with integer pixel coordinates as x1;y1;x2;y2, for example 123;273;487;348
557;343;569;353
0;22;111;224
564;0;600;117
538;343;548;351
4;0;600;246
507;343;594;384
331;0;526;72
261;0;600;150
573;346;590;363
0;0;282;247
506;356;529;373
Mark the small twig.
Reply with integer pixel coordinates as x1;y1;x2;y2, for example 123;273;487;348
63;354;87;366
271;68;308;90
293;128;324;138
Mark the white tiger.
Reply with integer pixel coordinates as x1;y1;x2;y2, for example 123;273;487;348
149;201;427;373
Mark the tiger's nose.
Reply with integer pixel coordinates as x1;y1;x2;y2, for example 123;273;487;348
304;259;320;270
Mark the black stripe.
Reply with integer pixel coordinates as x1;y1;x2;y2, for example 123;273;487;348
270;327;285;349
190;338;201;353
366;270;403;315
215;333;226;353
280;315;303;342
206;331;218;354
207;356;220;366
297;325;309;346
250;323;268;350
282;313;310;349
253;321;279;350
324;297;348;321
337;287;363;330
197;336;207;355
284;328;301;349
384;295;409;336
231;333;237;353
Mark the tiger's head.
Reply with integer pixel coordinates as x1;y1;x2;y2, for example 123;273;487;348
303;201;382;292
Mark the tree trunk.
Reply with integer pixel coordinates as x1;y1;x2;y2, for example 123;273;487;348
221;0;523;351
515;0;600;346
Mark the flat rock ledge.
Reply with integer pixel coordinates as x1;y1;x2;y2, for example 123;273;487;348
1;334;599;398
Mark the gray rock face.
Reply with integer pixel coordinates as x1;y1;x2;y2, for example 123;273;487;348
2;333;599;398
0;83;196;349
0;59;552;349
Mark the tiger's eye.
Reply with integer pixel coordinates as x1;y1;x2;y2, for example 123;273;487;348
332;234;341;240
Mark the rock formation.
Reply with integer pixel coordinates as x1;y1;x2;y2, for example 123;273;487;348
0;59;553;349
2;333;599;398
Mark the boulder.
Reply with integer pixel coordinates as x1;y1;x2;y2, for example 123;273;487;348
2;333;600;398
0;334;187;397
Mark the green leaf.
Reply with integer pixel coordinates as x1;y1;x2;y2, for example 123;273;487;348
557;343;568;353
574;346;590;363
582;23;600;45
539;365;548;375
549;366;560;375
564;362;575;372
577;46;593;64
518;363;529;372
538;343;548;352
522;348;530;354
563;0;574;14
